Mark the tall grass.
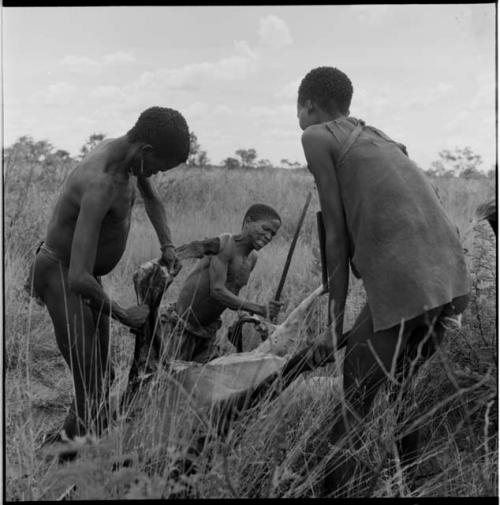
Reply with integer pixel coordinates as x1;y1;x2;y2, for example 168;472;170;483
4;164;496;499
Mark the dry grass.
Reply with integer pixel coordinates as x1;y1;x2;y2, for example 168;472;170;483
4;164;497;499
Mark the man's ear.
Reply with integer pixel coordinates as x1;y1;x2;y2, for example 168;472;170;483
141;144;153;155
306;99;315;113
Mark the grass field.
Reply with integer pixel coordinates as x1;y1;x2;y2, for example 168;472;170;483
4;163;497;499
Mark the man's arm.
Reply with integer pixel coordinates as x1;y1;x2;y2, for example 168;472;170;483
176;236;221;260
137;175;179;271
67;181;146;327
209;243;268;318
302;125;350;341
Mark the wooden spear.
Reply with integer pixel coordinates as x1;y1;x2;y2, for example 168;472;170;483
271;191;312;323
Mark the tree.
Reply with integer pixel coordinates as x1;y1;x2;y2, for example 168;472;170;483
4;136;54;166
79;133;106;159
3;136;75;187
281;158;304;170
187;131;210;167
55;149;71;161
256;158;273;169
235;148;257;168
4;136;77;240
427;147;484;179
222;157;240;170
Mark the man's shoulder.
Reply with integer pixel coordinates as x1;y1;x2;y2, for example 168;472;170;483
76;167;117;197
218;232;233;247
301;123;337;151
217;233;236;258
301;125;338;166
302;123;332;138
76;151;129;192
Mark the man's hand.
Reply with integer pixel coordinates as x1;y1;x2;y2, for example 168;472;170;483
160;245;182;276
263;300;284;321
122;304;150;329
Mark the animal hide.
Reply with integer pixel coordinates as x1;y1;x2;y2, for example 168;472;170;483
122;259;336;422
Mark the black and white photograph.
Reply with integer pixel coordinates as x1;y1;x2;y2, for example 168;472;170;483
3;4;497;499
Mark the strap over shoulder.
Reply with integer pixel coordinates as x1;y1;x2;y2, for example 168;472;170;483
337;121;365;166
336;120;408;165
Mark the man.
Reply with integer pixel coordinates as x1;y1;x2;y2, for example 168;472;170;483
296;67;470;495
27;106;190;441
161;203;283;364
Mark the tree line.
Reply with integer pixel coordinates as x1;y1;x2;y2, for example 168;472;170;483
3;132;495;180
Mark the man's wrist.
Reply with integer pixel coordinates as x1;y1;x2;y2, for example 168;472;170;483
252;304;266;318
113;304;127;325
244;303;259;317
160;242;174;252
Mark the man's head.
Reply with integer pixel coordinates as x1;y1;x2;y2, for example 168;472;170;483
297;67;353;130
127;106;190;176
242;204;281;250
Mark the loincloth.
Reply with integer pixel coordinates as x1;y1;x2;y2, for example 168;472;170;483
25;240;102;307
24;241;57;306
39;241;66;265
157;303;222;363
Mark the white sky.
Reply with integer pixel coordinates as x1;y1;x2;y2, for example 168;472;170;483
2;5;496;170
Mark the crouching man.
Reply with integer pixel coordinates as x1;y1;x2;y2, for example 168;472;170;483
161;204;284;363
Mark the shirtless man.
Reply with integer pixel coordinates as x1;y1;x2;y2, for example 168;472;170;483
27;106;190;441
296;67;470;495
162;204;283;363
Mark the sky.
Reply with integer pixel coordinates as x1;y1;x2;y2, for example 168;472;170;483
2;4;496;170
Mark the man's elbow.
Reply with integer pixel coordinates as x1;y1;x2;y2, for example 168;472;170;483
210;285;226;302
68;272;92;296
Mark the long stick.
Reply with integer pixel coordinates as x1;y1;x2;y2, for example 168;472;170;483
272;191;312;322
316;211;328;294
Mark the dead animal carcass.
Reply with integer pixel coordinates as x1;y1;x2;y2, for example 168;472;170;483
122;258;338;433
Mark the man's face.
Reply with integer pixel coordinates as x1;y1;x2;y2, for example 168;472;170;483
244;217;281;250
297;99;318;131
132;146;178;177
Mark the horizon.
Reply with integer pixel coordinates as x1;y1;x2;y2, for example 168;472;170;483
3;5;496;171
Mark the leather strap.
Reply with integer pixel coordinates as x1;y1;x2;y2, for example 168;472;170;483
337;121;364;166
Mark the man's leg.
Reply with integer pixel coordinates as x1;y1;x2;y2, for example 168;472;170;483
38;261;110;439
395;294;469;474
391;312;446;474
92;298;114;433
320;304;414;496
191;333;219;364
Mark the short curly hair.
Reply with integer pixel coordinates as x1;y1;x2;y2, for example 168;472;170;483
127;106;190;165
243;204;281;224
298;67;353;115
